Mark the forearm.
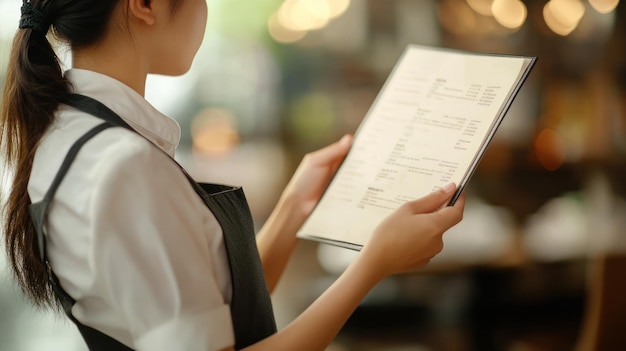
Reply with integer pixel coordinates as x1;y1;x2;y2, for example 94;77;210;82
257;135;352;293
256;195;304;293
242;255;384;351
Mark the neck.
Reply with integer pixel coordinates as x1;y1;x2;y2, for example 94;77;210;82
72;39;148;96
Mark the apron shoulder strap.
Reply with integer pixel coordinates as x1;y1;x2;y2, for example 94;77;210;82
64;94;219;204
65;94;134;130
30;122;113;263
29;121;135;351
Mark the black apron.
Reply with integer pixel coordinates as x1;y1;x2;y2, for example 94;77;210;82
28;94;277;350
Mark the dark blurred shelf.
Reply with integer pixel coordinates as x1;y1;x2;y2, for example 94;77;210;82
337;260;587;351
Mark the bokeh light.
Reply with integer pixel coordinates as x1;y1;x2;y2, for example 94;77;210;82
588;0;620;14
268;13;307;44
492;0;527;29
328;0;351;19
191;108;240;157
269;0;352;43
543;0;586;36
467;0;494;16
535;129;566;171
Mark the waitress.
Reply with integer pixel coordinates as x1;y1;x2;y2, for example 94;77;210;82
0;0;465;350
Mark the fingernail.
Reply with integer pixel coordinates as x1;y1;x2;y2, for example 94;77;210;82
340;134;351;145
442;182;456;194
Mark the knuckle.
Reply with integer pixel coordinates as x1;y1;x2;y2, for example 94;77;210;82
302;153;314;164
435;238;444;252
431;230;445;248
400;200;416;213
402;200;414;209
453;210;464;224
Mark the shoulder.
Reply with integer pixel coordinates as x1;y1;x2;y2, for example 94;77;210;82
85;123;172;179
55;105;176;175
30;106;186;205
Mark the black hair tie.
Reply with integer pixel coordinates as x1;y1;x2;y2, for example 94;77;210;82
19;1;50;35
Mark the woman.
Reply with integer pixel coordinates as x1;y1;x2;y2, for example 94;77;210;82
0;0;465;350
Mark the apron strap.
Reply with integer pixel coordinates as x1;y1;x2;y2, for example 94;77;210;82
30;122;113;262
65;94;134;130
64;94;214;200
28;121;134;351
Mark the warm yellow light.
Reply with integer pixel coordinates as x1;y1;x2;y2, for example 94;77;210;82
589;0;620;14
273;0;346;39
287;0;331;31
543;7;574;36
543;0;585;36
492;0;527;29
268;13;307;44
277;0;298;31
543;2;575;35
191;108;240;157
467;0;494;16
327;0;350;19
550;0;586;27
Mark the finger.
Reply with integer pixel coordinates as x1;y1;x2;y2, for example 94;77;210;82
306;134;352;166
411;258;433;271
451;192;466;210
403;183;456;214
429;192;465;228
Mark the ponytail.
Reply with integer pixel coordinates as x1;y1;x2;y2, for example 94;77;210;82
1;0;121;309
1;15;70;310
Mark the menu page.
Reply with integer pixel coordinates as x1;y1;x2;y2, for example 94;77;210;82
297;45;536;248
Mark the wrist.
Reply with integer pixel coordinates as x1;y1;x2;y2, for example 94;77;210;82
260;194;305;245
275;191;309;230
352;248;388;284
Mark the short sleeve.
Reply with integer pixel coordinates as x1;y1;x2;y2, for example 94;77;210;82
86;134;234;351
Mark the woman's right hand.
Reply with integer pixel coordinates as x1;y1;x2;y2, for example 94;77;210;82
241;184;465;351
359;183;465;279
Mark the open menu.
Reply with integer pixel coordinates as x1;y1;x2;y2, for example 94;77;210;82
296;45;537;250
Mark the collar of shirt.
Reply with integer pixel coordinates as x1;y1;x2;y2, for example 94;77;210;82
64;69;181;157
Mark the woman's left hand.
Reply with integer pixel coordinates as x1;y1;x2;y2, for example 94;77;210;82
257;135;352;291
280;134;353;223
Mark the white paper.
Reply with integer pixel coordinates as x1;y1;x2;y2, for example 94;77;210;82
297;45;535;248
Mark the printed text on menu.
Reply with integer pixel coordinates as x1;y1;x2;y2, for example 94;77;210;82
298;47;528;246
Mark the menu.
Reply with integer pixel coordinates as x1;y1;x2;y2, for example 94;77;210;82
297;45;537;249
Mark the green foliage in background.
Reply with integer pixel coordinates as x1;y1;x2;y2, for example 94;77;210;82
209;0;284;41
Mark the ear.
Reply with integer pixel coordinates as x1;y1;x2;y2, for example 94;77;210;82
128;0;157;26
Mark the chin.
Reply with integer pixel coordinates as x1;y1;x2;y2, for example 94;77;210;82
152;62;193;77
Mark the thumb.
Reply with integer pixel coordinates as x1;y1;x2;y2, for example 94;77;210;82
403;183;456;214
307;134;352;166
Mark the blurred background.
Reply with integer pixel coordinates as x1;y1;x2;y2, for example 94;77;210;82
1;0;626;350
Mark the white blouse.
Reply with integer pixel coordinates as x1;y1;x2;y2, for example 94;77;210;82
27;69;235;351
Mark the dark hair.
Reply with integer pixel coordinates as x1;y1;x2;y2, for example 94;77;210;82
1;0;121;309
